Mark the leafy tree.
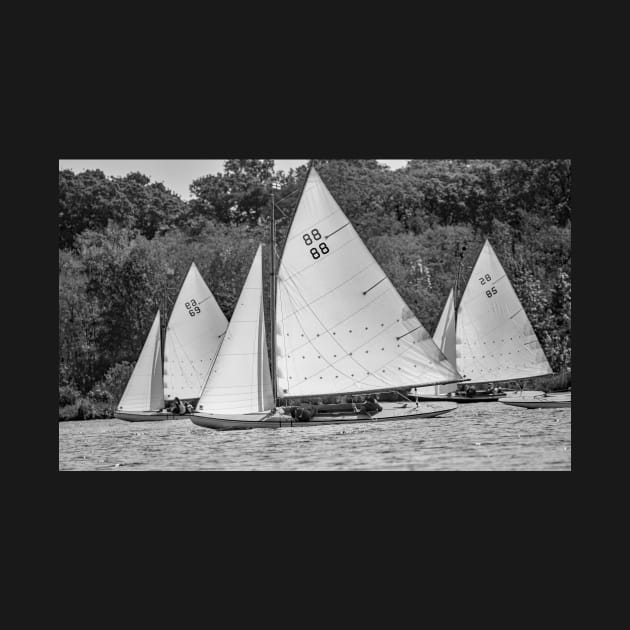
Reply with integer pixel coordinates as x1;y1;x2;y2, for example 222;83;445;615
58;158;572;413
58;169;188;249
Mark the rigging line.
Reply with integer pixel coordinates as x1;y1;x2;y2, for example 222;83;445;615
274;186;302;204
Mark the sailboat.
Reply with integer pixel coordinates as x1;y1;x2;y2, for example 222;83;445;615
190;164;463;430
498;390;571;409
115;262;228;422
191;244;274;429
413;240;553;403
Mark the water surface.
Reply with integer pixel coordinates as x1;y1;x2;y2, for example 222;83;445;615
59;402;571;471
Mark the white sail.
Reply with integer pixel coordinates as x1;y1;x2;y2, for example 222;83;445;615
118;311;164;412
414;288;457;395
456;240;552;383
163;262;228;401
275;166;462;398
196;245;274;414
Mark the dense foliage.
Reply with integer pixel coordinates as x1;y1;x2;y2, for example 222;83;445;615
59;159;571;419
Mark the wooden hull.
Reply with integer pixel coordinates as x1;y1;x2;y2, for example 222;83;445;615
114;411;190;422
499;395;571;409
415;390;545;404
190;401;458;431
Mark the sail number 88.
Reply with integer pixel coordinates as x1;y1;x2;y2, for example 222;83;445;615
303;229;329;260
185;299;201;317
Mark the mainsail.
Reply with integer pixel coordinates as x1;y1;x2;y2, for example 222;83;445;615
275;165;462;398
414;288;457;395
196;245;274;414
118;311;164;412
456;240;552;383
163;262;228;401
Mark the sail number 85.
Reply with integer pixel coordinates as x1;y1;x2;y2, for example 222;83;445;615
185;299;201;317
479;275;497;298
303;229;330;260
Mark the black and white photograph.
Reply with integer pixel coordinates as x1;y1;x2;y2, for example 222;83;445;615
58;158;571;471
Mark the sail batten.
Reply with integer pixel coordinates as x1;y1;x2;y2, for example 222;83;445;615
456;240;552;383
275;166;462;398
163;262;228;401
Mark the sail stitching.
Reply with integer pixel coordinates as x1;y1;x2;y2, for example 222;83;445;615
280;271;448;391
279;260;379;324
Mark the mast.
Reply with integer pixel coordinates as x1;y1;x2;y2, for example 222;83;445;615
160;297;166;360
160;267;174;372
272;159;314;406
270;186;278;405
454;243;466;315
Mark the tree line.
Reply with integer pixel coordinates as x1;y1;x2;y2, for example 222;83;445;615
59;159;571;419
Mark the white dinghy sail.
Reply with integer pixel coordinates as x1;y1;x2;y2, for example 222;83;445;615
117;311;164;413
456;240;552;383
414;288;457;396
195;245;274;415
275;165;462;399
163;262;228;401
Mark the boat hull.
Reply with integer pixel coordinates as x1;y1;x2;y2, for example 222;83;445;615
499;397;571;409
190;401;458;431
414;394;502;403
414;390;545;404
114;411;190;422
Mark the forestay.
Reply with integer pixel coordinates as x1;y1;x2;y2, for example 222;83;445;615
456;240;552;383
163;262;227;401
118;311;164;412
275;166;462;398
414;288;457;395
196;245;273;415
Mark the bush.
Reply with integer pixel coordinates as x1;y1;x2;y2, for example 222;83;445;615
89;387;113;403
97;362;135;405
59;385;81;406
59;403;80;421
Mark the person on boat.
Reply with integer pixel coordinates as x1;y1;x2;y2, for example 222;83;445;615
184;402;194;414
170;397;185;414
294;403;317;422
465;385;477;398
355;395;383;417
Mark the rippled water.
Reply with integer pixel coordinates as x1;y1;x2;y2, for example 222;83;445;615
58;402;571;471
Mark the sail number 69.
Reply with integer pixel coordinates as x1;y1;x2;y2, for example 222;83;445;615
185;299;201;316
